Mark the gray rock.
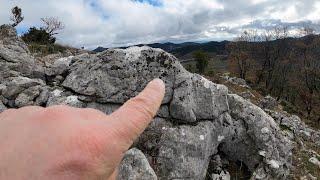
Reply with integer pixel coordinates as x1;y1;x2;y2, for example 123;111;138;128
0;24;22;41
85;102;120;115
170;73;229;123
308;157;320;168
0;84;6;94
45;56;73;76
266;110;320;147
258;95;278;110
211;171;230;180
0;25;44;80
2;76;44;100
157;105;170;118
307;173;318;180
240;90;255;100
221;75;250;88
46;89;85;108
226;94;293;179
208;154;230;175
0;99;7;113
62;47;178;104
118;148;157;180
35;87;50;106
135;117;172;157
14;85;42;107
157;121;216;180
266;110;306;133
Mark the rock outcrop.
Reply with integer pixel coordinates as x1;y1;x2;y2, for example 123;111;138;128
118;148;157;180
1;25;318;179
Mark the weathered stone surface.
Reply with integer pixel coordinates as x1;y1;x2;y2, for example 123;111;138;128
0;25;44;80
135;117;172;158
259;95;278;110
14;85;42;107
85;102;120;115
0;84;6;95
46;89;85;108
62;47;178;104
211;171;231;180
267;110;306;133
157;105;170;118
170;73;229;122
226;94;292;179
240;90;255;100
118;148;157;180
0;99;6;113
2;76;44;100
300;174;318;180
45;56;73;76
221;75;250;88
157;121;217;180
35;87;50;106
308;157;320;168
267;110;320;148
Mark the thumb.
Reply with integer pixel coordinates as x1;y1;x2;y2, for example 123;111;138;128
108;79;165;146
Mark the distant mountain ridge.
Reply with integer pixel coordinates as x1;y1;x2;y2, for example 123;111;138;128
93;41;229;57
93;35;320;58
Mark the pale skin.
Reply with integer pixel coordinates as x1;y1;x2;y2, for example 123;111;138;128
0;79;165;180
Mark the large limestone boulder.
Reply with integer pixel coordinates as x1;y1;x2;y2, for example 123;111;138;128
62;47;177;104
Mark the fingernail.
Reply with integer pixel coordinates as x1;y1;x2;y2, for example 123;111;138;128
150;78;165;90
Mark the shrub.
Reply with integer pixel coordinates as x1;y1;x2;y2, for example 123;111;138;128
193;50;209;74
22;27;56;44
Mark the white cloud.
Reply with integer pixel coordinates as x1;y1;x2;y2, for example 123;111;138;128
0;0;319;49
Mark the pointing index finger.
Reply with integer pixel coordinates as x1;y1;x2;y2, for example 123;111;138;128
108;79;165;145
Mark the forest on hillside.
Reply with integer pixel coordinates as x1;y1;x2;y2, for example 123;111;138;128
182;27;320;128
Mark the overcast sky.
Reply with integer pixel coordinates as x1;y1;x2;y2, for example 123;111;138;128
0;0;319;49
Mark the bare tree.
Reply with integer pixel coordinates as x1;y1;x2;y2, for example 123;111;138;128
264;26;289;90
228;30;257;80
41;17;65;36
300;26;315;37
297;26;319;94
10;6;24;27
256;30;273;84
273;26;288;40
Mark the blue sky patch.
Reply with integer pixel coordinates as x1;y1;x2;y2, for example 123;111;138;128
87;0;109;20
16;26;29;35
134;0;162;7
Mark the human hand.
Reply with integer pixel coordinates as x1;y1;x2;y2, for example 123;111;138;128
0;79;165;180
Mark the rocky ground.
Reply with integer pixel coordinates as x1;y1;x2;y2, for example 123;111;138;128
0;24;319;179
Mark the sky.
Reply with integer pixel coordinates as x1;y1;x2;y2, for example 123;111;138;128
0;0;319;49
